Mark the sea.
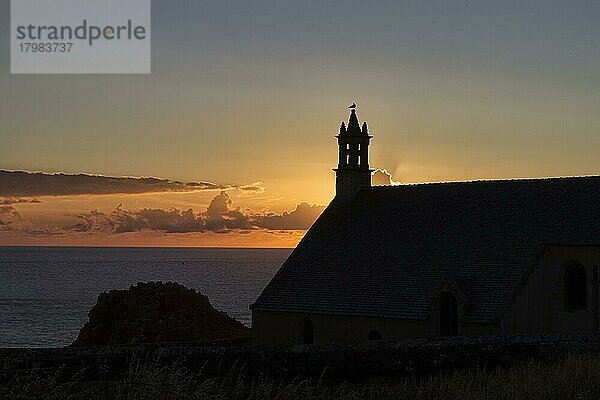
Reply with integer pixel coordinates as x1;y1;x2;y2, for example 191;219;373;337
0;247;291;348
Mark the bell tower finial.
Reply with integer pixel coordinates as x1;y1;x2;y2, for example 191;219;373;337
333;104;373;201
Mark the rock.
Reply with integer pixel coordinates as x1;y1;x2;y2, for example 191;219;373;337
72;281;251;346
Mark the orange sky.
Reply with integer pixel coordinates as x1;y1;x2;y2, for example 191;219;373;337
0;185;326;247
0;166;398;247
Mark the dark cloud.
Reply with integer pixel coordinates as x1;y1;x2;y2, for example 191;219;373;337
254;202;325;230
372;169;399;186
238;182;266;193
69;191;325;234
70;209;116;233
0;170;228;197
0;197;41;205
115;206;206;234
0;205;30;231
204;191;254;232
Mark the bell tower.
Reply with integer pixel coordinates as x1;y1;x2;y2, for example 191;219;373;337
334;106;373;201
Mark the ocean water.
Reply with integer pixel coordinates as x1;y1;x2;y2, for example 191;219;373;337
0;247;291;348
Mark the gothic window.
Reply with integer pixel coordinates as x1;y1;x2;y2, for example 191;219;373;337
346;154;350;165
565;263;587;309
439;292;458;336
300;318;314;344
368;329;382;340
358;155;361;166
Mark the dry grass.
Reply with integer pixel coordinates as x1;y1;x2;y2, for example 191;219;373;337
2;354;600;399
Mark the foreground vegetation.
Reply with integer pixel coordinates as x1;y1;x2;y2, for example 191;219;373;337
2;354;600;400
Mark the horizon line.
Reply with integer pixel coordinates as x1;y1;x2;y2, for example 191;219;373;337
0;245;294;250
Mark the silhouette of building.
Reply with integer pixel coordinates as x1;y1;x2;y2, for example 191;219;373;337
251;108;600;345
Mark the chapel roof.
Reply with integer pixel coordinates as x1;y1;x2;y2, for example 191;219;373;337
252;176;600;323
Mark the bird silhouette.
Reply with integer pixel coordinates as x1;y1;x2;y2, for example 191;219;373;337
348;102;356;109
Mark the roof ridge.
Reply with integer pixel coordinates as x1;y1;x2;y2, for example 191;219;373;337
366;174;600;190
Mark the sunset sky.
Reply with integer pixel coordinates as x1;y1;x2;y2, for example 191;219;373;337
1;1;599;247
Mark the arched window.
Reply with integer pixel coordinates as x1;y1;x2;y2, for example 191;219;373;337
300;318;314;344
368;329;382;341
565;263;587;309
439;292;459;336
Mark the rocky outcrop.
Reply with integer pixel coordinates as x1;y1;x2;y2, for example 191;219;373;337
72;281;250;346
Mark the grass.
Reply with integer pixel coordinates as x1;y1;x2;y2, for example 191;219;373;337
2;354;600;399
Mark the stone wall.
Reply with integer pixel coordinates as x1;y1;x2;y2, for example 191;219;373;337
3;334;600;381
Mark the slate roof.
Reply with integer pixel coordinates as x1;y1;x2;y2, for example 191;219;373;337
251;176;600;323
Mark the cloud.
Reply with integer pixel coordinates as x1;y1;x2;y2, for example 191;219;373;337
0;206;30;231
372;169;400;186
0;197;41;205
0;170;229;197
254;202;325;230
70;209;116;233
68;191;325;234
204;191;254;232
238;182;266;193
116;206;206;234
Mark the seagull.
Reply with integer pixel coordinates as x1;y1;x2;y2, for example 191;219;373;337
348;102;356;109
